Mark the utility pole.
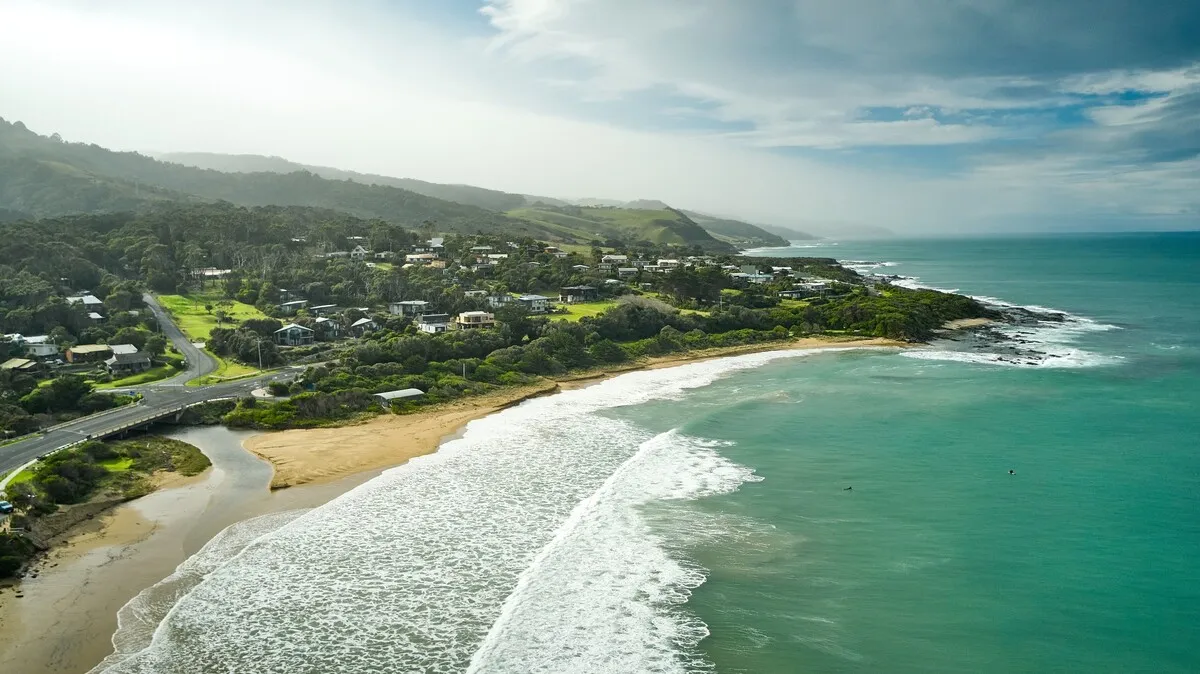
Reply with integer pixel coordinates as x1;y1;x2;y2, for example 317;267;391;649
257;339;263;371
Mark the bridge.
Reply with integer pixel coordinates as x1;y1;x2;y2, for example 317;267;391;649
0;294;300;488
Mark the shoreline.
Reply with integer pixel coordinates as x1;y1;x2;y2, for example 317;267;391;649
246;336;905;490
0;427;382;674
0;335;901;674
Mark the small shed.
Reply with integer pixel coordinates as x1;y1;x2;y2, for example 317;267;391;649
374;388;425;408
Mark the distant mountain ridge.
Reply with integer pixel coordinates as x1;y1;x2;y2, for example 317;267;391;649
157;151;527;212
1;116;831;249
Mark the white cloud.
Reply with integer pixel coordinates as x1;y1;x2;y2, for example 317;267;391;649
0;0;1195;232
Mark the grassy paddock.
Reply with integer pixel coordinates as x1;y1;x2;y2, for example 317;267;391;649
156;291;268;341
550;300;618;322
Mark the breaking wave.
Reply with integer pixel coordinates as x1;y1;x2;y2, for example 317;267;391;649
91;348;860;674
893;274;1121;369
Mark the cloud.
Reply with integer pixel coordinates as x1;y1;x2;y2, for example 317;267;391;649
0;0;1196;232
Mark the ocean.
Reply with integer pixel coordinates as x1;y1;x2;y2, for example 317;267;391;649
93;233;1200;673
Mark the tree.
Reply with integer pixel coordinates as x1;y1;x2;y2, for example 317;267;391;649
144;334;167;358
111;327;148;349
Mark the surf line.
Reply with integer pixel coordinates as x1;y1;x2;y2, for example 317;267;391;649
465;428;691;672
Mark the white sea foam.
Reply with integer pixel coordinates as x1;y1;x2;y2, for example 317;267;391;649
93;348;855;674
892;274;1121;369
91;511;307;673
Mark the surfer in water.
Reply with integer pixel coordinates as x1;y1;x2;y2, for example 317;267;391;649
1009;470;1016;475
843;486;853;491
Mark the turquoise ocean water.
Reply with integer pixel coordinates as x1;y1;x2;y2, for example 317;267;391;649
95;233;1199;673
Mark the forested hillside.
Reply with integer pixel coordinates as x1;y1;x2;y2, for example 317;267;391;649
0;118;545;238
158;151;528;212
508;204;736;252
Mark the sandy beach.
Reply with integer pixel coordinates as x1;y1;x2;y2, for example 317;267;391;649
0;336;900;674
246;336;903;490
0;426;383;674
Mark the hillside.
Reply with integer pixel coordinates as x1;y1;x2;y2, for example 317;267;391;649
507;205;736;252
681;211;790;247
0;118;550;238
158;151;527;212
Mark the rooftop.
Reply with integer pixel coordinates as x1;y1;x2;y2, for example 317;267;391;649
109;343;139;355
374;388;425;400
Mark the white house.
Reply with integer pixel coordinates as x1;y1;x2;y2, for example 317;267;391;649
350;245;370;261
389;300;430;316
463;290;488;299
517;294;551;313
601;254;628;264
313;316;341;339
417;313;452;334
21;335;59;358
657;259;681;270
617;267;639;278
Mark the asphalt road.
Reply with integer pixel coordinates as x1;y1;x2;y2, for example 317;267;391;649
0;297;297;480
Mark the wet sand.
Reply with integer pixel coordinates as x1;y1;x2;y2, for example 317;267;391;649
0;426;381;674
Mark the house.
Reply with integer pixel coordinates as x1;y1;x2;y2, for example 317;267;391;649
1;357;37;372
417;313;452;334
374;388;425;408
571;264;590;272
463;290;488;299
350;245;370;261
346;236;367;243
428;237;444;250
374;251;395;260
309;304;339;317
793;281;830;294
598;262;615;273
278;299;309;315
455;311;496;330
21;335;59;358
543;246;561;255
559;286;598;304
66;344;113;363
747;273;774;284
471;263;495;273
516;294;551;313
487;294;514;309
485;253;509;262
325;251;350;259
657;259;681;270
604;279;623;286
87;312;105;322
601;254;628;265
351;317;378;335
275;323;315;346
405;253;439;265
778;290;808;300
389;300;430;316
65;294;104;308
105;344;151;376
617;267;639;278
470;245;494;253
313;316;342;340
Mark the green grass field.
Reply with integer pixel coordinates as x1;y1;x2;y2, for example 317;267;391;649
157;291;268;341
98;457;134;472
550;300;618;322
94;363;179;389
187;355;260;387
779;298;810;308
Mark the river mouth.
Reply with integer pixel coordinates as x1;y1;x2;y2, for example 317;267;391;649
0;425;379;674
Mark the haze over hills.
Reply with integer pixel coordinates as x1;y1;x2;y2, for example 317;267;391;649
0;116;838;249
163;152;802;247
157;151;528;213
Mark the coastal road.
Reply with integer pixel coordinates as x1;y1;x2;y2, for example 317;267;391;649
141;292;218;385
0;297;297;482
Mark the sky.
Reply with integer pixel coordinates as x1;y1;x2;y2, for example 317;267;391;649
1;0;1198;234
